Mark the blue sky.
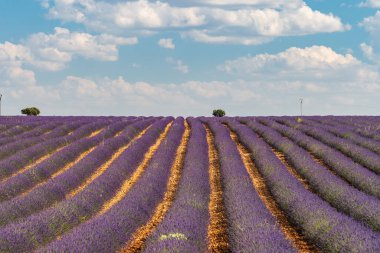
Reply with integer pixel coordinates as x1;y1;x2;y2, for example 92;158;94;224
0;0;380;116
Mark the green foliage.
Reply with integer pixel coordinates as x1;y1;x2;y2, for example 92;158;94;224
296;117;303;123
21;107;40;116
212;109;226;117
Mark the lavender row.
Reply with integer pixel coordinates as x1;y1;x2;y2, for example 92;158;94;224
143;117;210;253
0;122;44;140
206;118;296;252
244;119;380;231
0;120;88;161
36;118;183;253
0;118;159;229
0;118;144;202
0;118;172;252
256;118;380;199
0;118;151;204
0;119;110;182
277;117;380;175
320;116;380;140
0;121;64;148
303;117;380;156
229;119;380;252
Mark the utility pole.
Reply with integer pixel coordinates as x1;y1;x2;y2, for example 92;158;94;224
0;94;2;116
299;98;303;116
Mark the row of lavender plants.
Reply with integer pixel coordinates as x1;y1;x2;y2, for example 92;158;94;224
0;118;157;229
0;119;113;183
303;117;380;156
0;121;45;142
0;118;144;202
315;116;380;141
35;117;183;252
142;117;210;252
255;117;380;199
0;119;100;161
0;121;67;150
0;116;132;142
206;118;296;252
227;118;380;252
243;118;380;231
0;116;109;139
276;117;380;175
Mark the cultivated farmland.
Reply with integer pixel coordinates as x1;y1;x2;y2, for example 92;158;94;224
0;116;379;252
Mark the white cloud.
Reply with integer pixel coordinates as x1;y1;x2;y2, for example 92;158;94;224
359;0;380;8
0;27;137;72
361;43;375;60
27;27;138;69
49;76;259;115
2;42;380;116
219;46;378;83
359;12;380;64
43;0;349;45
360;11;380;34
158;38;175;49
4;70;379;116
167;0;303;8
166;57;189;73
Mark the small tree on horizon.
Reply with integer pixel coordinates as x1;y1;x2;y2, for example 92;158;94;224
212;109;226;117
21;107;40;116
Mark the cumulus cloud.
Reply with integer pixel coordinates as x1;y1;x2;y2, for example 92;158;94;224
360;11;380;64
166;0;303;8
41;76;259;115
359;0;380;8
158;38;175;49
42;0;349;45
219;46;378;83
2;43;380;116
217;45;380;113
360;11;380;35
5;70;379;116
0;27;137;72
166;57;189;73
360;43;375;60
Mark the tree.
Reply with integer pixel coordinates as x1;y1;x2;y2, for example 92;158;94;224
21;107;40;116
212;109;226;117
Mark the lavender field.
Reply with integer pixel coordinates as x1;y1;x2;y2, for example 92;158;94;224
0;116;379;253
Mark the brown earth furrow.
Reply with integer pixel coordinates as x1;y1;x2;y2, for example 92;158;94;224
270;149;311;191
205;125;230;253
121;120;190;253
0;128;104;184
66;125;153;199
227;127;319;253
97;122;173;216
307;152;340;177
19;146;98;198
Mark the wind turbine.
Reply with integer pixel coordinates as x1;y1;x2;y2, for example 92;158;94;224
299;98;303;116
0;94;2;116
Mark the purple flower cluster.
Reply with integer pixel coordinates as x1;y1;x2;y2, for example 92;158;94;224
0;119;112;182
227;118;380;252
255;117;380;199
142;117;210;253
243;118;380;231
0;116;379;252
304;117;380;156
0;121;45;139
278;117;380;175
0;118;159;229
205;118;296;252
0;118;146;202
35;117;183;253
